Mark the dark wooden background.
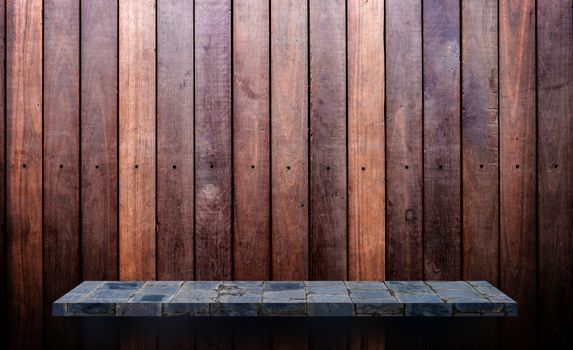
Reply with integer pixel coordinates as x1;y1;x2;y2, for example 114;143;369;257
1;0;572;349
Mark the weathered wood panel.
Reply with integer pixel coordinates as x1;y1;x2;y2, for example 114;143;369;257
422;0;461;280
195;0;232;280
6;0;43;348
233;0;271;280
270;0;309;280
157;0;194;280
537;0;573;347
385;0;423;280
81;0;119;280
44;0;81;348
499;0;537;348
119;0;156;280
461;0;499;283
348;0;385;280
309;0;347;280
0;0;5;340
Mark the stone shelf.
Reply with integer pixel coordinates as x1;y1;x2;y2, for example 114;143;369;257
53;281;517;317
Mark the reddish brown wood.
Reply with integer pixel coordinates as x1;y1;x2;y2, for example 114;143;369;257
6;0;43;348
309;0;347;280
348;0;385;281
0;0;6;340
500;0;537;348
233;0;270;280
270;0;309;280
43;0;81;348
195;0;232;280
461;0;499;283
537;0;573;347
423;0;461;280
119;0;156;280
157;0;194;280
81;0;119;280
385;0;423;280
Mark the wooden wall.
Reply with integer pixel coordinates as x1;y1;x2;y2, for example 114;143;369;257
1;0;572;349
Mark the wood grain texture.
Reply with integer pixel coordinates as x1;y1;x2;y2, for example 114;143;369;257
499;0;537;348
270;0;309;280
385;0;423;280
43;0;81;348
537;0;573;347
461;0;499;283
348;0;385;280
309;0;347;280
119;0;156;280
0;0;5;340
195;0;232;280
422;0;461;280
233;0;270;280
6;0;43;348
157;0;194;280
81;0;119;280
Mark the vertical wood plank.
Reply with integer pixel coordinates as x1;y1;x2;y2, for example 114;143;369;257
195;0;232;280
0;0;6;340
119;0;156;280
6;0;43;348
233;0;270;280
423;0;461;280
309;0;347;280
82;0;119;280
461;0;499;283
43;0;80;347
499;0;537;347
347;0;385;281
385;0;424;280
157;0;194;280
270;0;309;280
537;0;573;347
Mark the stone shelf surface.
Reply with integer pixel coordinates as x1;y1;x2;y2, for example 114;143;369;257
53;281;517;317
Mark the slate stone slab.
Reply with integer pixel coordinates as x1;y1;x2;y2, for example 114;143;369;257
53;281;517;317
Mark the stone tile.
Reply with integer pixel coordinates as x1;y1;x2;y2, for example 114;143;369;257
264;281;305;291
100;281;144;290
385;281;433;294
260;301;307;316
211;303;259;316
67;303;116;316
345;281;388;291
432;288;489;303
53;293;90;316
405;303;452;317
137;281;183;294
129;293;174;303
53;280;518;318
263;290;306;300
219;293;261;303
470;284;518;316
116;303;162;316
163;303;210;316
68;281;104;294
85;290;137;303
172;289;218;303
349;289;395;301
467;281;495;288
219;281;264;295
305;281;348;295
354;302;404;316
183;281;221;290
426;281;475;291
454;302;504;315
307;294;353;316
308;303;354;316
